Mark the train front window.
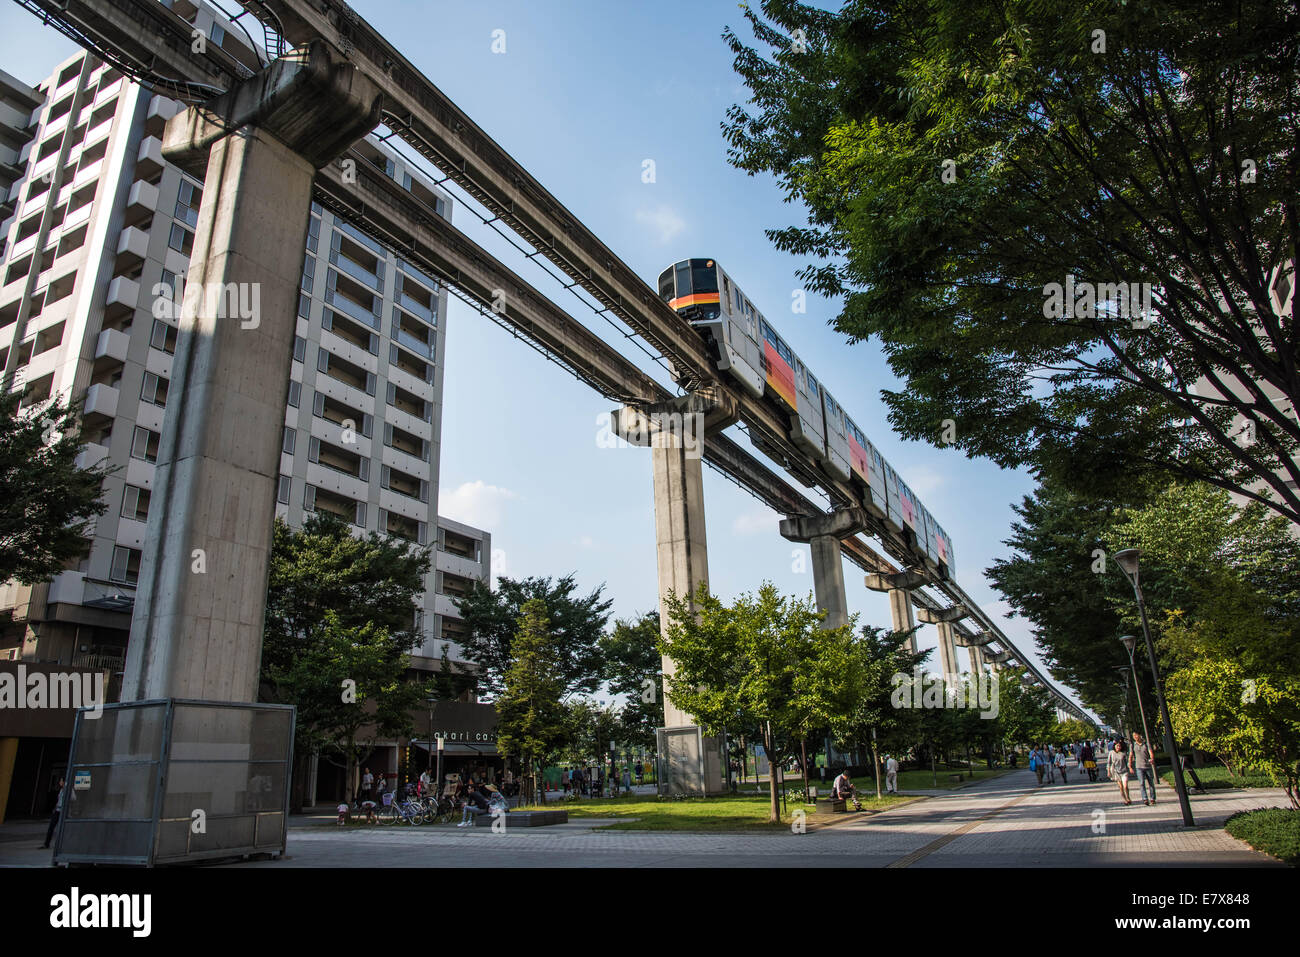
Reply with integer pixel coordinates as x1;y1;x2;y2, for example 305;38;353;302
690;259;718;294
658;269;674;302
674;262;691;298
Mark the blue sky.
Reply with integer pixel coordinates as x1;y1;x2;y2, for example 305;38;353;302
0;1;1088;712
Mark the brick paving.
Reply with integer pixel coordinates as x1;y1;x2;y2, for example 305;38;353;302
0;765;1289;867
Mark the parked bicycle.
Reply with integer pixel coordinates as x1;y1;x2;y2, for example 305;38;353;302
377;790;425;825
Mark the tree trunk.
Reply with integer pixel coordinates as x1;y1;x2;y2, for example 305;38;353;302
765;727;780;823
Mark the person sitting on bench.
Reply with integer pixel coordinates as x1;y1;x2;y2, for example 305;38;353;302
832;769;862;810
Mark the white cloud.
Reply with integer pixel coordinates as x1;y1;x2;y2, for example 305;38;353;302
438;480;518;529
635;203;686;244
731;506;777;536
575;535;595;548
904;464;945;498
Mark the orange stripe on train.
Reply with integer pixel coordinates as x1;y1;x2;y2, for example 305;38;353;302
669;293;721;310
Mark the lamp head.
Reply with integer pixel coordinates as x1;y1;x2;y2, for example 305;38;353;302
1119;634;1139;656
1113;548;1141;578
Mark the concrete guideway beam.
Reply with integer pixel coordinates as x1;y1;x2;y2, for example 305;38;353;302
122;50;383;703
778;507;870;631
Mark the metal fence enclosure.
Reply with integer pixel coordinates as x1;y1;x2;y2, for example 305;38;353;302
656;726;725;797
54;699;295;866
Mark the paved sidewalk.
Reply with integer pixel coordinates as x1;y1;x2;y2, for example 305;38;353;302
0;766;1288;867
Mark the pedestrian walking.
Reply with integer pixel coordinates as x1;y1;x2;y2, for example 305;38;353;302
1054;748;1068;783
622;767;631;792
1107;741;1132;805
41;776;70;849
1030;747;1044;785
1080;742;1097;782
884;754;899;793
360;766;373;803
1130;732;1158;805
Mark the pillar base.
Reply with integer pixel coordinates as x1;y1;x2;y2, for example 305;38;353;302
656;726;726;797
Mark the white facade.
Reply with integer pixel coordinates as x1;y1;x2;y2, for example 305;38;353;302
0;12;488;675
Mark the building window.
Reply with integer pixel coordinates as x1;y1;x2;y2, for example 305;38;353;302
140;372;169;407
294;335;307;362
121;484;150;521
277;475;291;504
287;379;300;408
175;179;201;228
150;318;177;354
282;426;296;455
168;223;194;256
130;426;159;463
109;546;141;585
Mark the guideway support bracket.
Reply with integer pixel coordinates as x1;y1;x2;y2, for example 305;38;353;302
778;507;870;631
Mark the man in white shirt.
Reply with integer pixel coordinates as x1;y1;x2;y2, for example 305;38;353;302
885;755;899;793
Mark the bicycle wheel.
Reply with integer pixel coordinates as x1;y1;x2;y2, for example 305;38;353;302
376;804;397;825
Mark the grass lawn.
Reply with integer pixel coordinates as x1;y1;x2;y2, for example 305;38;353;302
1224;808;1300;864
522;791;918;831
735;766;1014;795
1161;765;1279;790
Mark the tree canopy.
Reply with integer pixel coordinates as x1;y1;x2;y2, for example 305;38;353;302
454;574;611;698
724;0;1300;523
0;391;108;585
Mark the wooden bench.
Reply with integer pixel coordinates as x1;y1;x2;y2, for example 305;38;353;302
948;773;964;783
828;799;847;813
472;809;568;827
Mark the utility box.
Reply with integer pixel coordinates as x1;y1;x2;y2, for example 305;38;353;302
54;699;294;866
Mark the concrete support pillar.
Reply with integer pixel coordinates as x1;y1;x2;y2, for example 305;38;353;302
122;44;381;702
650;436;710;729
779;508;869;631
888;589;918;653
0;737;17;824
968;643;985;674
936;621;960;678
617;391;736;796
864;567;929;654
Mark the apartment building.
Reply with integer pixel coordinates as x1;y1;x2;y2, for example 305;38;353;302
0;9;493;814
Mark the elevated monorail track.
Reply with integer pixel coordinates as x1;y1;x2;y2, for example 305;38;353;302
15;0;1087;721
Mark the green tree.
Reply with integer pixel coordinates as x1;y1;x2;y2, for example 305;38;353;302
599;610;664;751
724;0;1300;523
262;513;431;675
0;391;108;585
455;574;611;697
829;625;928;775
266;612;421;804
496;599;570;805
261;514;431;807
994;668;1058;750
659;582;855;823
988;474;1156;726
1166;657;1300;808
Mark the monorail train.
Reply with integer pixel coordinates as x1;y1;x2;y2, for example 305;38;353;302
658;257;956;579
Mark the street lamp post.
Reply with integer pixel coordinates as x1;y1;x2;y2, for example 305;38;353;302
1113;548;1195;826
1118;636;1154;765
1113;665;1133;740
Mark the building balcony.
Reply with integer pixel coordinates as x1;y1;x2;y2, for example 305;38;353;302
136;136;163;180
115;224;149;268
72;157;103;191
62;200;92;231
124;179;158;223
94;326;130;364
435;549;482;579
82;382;118;424
74;441;109;471
47;570;85;606
93;77;124;109
104;274;140;320
83;115;113;151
